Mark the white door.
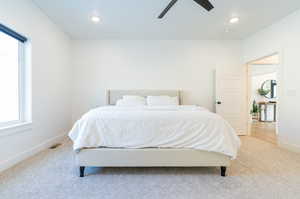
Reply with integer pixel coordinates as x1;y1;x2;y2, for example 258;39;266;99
215;69;247;135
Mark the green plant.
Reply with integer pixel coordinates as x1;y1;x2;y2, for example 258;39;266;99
250;100;259;114
257;88;270;96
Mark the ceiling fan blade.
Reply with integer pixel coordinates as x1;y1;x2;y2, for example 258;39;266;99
158;0;179;19
193;0;214;11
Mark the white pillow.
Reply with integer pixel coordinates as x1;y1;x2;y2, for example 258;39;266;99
116;98;146;107
147;96;179;106
122;95;145;101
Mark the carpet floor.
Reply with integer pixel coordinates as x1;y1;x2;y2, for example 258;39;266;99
1;136;300;199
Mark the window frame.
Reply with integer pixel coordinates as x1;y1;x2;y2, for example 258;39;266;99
0;24;31;130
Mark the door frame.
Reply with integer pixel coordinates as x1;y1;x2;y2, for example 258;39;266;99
245;51;283;136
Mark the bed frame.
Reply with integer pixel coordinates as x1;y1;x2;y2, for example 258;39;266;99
75;90;231;177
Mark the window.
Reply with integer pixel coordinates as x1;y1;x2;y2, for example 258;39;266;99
0;24;29;128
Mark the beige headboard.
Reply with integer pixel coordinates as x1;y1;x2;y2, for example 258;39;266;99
106;90;182;105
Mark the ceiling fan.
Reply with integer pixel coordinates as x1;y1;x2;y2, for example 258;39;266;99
158;0;214;19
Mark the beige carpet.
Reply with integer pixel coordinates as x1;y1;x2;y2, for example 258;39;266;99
1;136;300;199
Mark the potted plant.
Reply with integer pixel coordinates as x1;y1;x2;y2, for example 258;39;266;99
250;100;260;120
257;88;270;96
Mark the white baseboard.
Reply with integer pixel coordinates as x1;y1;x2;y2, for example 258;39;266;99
0;133;67;173
278;140;300;153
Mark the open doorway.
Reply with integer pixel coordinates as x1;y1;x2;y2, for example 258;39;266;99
247;53;279;144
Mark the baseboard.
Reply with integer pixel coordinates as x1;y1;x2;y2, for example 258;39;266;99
278;140;300;153
0;133;67;173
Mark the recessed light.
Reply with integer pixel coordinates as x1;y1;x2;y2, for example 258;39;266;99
91;16;100;23
229;17;239;24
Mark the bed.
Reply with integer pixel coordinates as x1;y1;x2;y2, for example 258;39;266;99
69;90;240;177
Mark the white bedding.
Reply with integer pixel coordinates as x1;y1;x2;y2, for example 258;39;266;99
69;105;240;159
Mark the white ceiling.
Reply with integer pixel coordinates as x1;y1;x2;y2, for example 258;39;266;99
251;65;278;76
251;54;279;65
32;0;300;40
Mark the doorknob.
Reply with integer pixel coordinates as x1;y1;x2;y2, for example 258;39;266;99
216;101;222;105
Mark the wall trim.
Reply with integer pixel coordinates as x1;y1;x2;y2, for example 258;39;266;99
278;140;300;153
0;133;67;173
0;122;32;138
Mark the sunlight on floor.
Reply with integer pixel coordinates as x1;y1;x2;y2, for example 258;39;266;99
251;121;277;144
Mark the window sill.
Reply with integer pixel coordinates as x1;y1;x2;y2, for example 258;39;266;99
0;122;32;137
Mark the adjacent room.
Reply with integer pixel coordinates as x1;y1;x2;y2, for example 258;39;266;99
1;0;300;199
249;54;279;144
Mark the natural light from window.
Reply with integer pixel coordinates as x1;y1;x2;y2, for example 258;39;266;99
0;32;20;124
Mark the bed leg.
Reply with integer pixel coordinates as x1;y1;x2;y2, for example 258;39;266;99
79;166;85;177
221;166;226;177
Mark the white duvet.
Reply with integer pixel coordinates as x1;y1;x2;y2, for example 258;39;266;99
69;106;240;159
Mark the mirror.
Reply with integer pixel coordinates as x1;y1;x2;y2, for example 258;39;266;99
261;80;277;99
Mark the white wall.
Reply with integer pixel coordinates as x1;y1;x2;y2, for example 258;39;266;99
0;0;71;171
71;40;243;121
243;9;300;151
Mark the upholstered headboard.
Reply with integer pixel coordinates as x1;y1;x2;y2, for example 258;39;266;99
106;90;182;105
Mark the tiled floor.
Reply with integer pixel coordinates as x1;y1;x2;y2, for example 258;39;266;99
251;121;277;144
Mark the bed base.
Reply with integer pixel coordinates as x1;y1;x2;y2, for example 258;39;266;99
76;148;230;177
79;166;226;177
